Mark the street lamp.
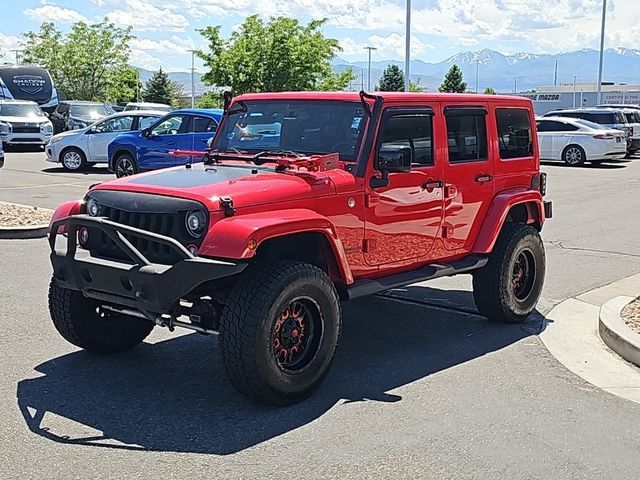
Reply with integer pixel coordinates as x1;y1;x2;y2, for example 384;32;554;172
475;59;480;93
596;0;607;105
514;77;518;94
572;76;577;107
11;49;23;66
188;49;196;108
364;46;377;91
404;0;411;92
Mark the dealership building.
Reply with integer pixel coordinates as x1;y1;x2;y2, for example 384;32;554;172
517;83;640;115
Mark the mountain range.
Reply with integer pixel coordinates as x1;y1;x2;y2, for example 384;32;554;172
139;47;640;95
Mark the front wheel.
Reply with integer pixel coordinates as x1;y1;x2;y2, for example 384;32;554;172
472;224;545;324
219;261;342;405
61;147;86;171
48;279;154;353
114;152;138;178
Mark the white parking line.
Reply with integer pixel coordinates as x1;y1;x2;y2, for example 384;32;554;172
0;183;92;190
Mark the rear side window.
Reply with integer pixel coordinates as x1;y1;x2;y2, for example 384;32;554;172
536;120;578;132
496;108;533;159
192;116;218;133
378;113;434;166
445;109;487;163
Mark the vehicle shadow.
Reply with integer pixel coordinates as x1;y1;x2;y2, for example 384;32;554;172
41;166;113;176
17;289;541;455
540;160;629;169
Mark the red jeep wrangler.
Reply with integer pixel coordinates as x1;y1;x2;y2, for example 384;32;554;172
48;91;551;405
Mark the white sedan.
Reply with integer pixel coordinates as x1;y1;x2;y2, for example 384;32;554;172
536;116;627;166
45;110;164;171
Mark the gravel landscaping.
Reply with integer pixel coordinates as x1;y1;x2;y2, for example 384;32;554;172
622;297;640;336
0;201;53;228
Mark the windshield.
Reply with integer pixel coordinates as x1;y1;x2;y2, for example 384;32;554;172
70;104;110;118
625;112;640;123
212;100;368;162
0;104;44;117
574;118;610;130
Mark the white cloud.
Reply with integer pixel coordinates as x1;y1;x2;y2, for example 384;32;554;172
129;36;196;56
106;0;189;32
0;33;22;64
23;5;88;23
367;33;432;58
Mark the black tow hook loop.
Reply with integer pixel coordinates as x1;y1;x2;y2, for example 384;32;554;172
220;196;236;217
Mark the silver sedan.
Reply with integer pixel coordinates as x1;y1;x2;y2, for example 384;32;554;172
45;110;163;171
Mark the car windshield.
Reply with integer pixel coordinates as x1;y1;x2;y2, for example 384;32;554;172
212;100;368;162
625;112;640;123
0;104;44;117
70;104;110;117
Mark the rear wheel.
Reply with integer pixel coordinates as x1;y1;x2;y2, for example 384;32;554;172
48;278;154;353
562;145;586;166
219;261;341;405
472;224;545;324
114;152;138;178
61;147;86;171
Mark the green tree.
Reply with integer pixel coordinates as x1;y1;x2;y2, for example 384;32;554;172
22;20;134;101
377;64;405;91
196;16;351;94
483;87;497;95
409;78;425;92
438;64;467;93
142;68;182;106
106;65;141;103
196;90;225;109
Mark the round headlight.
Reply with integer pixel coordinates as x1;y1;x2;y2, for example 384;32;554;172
185;210;206;237
87;198;101;217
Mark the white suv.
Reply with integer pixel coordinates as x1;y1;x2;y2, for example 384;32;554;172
0;100;53;148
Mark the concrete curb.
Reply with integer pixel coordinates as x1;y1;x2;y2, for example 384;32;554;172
0;225;50;239
599;296;640;369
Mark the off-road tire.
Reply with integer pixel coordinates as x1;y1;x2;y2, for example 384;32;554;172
48;278;154;353
472;224;545;324
219;261;341;405
114;152;138;178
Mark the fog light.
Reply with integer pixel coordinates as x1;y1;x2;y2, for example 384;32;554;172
187;244;198;256
78;227;89;245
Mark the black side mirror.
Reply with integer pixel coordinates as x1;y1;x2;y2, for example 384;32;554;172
371;145;412;188
141;128;150;137
377;145;412;173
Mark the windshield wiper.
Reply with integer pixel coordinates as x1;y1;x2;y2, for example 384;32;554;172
253;149;305;165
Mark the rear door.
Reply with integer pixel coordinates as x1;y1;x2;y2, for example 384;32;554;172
87;115;135;162
442;105;494;252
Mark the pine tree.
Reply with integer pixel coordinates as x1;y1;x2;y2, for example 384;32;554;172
142;68;181;105
438;64;467;93
483;87;497;95
377;64;405;92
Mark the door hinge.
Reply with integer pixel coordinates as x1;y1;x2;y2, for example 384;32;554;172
362;239;377;253
365;194;379;208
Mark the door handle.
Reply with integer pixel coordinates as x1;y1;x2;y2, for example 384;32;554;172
422;180;443;190
475;174;493;183
166;141;176;146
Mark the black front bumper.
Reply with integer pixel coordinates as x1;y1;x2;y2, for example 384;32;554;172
49;215;247;314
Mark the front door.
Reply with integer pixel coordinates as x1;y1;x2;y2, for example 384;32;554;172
138;114;190;169
364;107;445;266
87;115;135;162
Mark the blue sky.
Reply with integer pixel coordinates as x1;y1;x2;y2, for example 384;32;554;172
0;0;637;72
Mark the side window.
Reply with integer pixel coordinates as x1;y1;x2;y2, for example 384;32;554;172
139;116;159;130
445;109;488;163
94;116;133;133
378;112;434;167
191;116;218;133
496;108;533;159
151;115;186;135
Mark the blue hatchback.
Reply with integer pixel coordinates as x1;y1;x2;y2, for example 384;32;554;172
107;108;223;178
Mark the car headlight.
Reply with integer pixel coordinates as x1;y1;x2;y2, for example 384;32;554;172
0;121;11;134
51;134;64;144
185;210;207;237
41;122;53;135
87;198;101;217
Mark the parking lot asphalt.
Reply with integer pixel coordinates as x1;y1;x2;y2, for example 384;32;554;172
2;150;640;478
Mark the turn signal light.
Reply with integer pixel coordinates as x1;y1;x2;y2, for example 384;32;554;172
593;134;614;140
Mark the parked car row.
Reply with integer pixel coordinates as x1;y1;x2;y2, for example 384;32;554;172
0;99;53;148
537;104;640;166
45;107;223;174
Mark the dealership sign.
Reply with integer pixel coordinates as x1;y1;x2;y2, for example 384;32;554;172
12;75;46;95
520;94;561;102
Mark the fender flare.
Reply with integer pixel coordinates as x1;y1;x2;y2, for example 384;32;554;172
109;146;137;171
473;188;544;253
49;200;83;234
198;208;354;284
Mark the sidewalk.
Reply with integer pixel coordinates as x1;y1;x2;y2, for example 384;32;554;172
541;273;640;405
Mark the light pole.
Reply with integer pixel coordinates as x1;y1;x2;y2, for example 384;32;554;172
572;76;577;107
188;49;196;108
475;59;479;93
11;49;23;66
596;0;607;105
514;77;518;94
364;46;377;91
404;0;411;92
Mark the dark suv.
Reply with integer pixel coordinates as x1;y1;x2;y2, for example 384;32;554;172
50;101;111;134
